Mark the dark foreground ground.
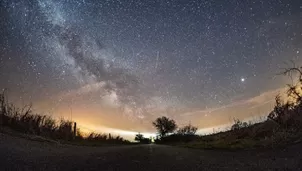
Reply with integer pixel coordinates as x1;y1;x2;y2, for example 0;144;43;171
1;133;302;171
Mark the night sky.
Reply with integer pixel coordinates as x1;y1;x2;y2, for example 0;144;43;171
1;0;302;136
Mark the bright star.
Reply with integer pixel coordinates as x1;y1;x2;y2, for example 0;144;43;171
241;78;245;82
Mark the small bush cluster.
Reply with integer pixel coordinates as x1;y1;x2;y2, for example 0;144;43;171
151;116;199;143
177;123;198;135
134;133;151;144
230;119;250;131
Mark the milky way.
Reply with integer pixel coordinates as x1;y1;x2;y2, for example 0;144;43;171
0;0;302;133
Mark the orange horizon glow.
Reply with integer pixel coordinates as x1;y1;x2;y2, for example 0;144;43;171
27;86;291;140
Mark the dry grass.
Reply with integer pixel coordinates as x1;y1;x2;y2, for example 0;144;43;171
0;92;130;145
156;116;302;150
168;119;302;150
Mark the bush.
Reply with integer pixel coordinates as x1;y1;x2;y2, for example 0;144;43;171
134;133;151;144
177;124;198;135
231;118;249;131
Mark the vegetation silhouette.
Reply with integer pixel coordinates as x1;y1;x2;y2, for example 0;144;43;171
152;63;302;149
134;133;151;144
2;64;302;149
177;123;198;135
0;91;130;145
135;133;144;142
231;118;250;131
152;117;199;143
152;116;177;137
267;64;302;129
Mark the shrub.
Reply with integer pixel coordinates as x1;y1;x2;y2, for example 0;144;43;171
231;118;249;131
134;133;151;144
177;124;198;135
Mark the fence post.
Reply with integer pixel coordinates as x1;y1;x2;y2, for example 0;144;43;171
73;122;77;139
0;113;2;128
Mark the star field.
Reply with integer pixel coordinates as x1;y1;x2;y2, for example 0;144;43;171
0;0;302;132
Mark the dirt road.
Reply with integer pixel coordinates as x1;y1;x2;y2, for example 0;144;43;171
0;133;301;170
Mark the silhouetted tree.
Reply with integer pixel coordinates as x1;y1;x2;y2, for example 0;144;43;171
267;63;302;126
134;133;144;142
152;116;177;137
177;123;198;135
134;133;151;144
279;64;302;104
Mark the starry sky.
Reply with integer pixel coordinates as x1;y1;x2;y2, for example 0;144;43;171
0;0;302;136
